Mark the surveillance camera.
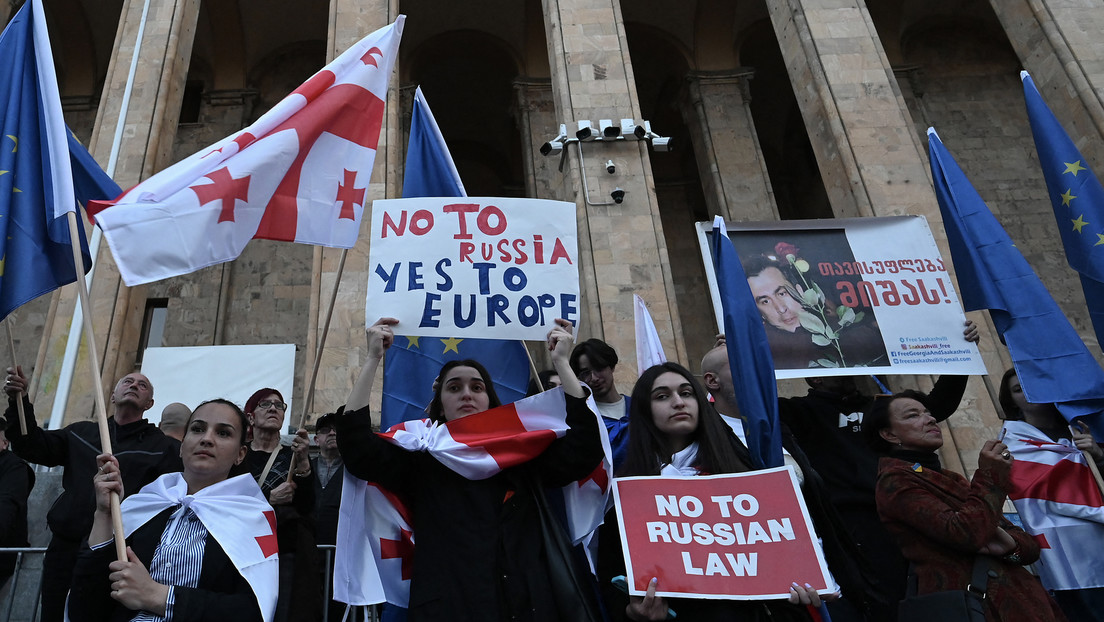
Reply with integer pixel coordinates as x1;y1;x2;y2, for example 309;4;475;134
605;159;616;174
633;120;652;140
540;140;564;156
611;187;625;204
650;136;672;152
540;124;568;156
600;119;620;139
576;120;598;141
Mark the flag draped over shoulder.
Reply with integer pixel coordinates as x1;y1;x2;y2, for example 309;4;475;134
928;128;1104;438
0;0;119;320
709;216;784;469
381;87;529;430
86;17;405;286
334;389;575;607
121;473;279;622
1001;420;1104;591
1022;71;1104;349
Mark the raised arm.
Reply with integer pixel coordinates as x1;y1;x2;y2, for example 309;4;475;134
548;318;584;399
346;317;399;414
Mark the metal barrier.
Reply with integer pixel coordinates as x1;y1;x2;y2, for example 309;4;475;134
0;545;381;622
0;546;46;622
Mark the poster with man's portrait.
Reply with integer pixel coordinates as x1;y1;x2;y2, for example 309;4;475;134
696;216;986;379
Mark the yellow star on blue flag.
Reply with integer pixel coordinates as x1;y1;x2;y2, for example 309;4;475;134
1023;71;1104;353
0;0;120;320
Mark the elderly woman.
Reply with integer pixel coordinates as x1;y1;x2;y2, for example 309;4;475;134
598;362;821;622
68;399;278;622
243;388;320;622
998;369;1104;620
335;317;604;621
863;390;1066;621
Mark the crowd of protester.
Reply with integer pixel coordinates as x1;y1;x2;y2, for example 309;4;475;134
0;315;1099;622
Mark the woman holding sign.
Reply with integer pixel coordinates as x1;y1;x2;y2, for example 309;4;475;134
598;362;819;621
864;391;1066;621
335;317;604;622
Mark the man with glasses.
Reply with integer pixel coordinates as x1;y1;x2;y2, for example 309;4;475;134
570;338;631;467
2;369;182;622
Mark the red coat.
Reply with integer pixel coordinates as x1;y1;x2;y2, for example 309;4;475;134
875;457;1066;622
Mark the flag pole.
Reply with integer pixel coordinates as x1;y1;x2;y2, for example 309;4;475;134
298;248;347;432
288;247;348;483
4;320;27;435
1084;450;1104;499
65;211;125;562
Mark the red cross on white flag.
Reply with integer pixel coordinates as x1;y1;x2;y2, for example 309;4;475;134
87;17;405;286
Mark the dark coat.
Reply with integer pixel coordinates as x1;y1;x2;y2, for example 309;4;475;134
310;456;343;545
67;507;263;622
875;456;1067;622
4;396;182;543
0;448;33;582
336;394;603;622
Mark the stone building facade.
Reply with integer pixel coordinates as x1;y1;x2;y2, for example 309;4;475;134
5;0;1103;473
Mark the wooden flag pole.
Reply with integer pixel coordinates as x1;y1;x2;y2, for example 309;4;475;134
5;320;28;435
298;248;347;432
66;211;126;562
288;248;348;483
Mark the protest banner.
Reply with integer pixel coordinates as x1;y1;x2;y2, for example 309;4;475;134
696;215;986;379
612;468;835;600
366;197;579;340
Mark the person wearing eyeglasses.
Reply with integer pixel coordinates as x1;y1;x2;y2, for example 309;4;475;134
244;388;321;622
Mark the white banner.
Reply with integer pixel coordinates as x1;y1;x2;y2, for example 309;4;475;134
697;215;986;379
141;344;296;425
366;197;580;340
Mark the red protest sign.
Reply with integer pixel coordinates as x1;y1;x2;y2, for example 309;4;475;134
612;467;834;600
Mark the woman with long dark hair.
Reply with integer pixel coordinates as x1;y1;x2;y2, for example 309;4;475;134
600;362;819;621
69;399;278;621
335;317;604;621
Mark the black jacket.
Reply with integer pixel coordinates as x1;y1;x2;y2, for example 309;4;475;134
5;396;182;542
68;507;263;622
0;448;34;581
336;394;603;622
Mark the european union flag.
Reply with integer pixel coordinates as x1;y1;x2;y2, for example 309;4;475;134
1022;71;1104;349
928;127;1104;438
0;0;120;321
709;216;784;469
381;88;529;429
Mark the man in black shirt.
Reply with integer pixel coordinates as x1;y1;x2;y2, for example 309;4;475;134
3;368;181;622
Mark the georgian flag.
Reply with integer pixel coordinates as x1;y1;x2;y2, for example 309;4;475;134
86;17;404;286
334;388;608;607
1002;420;1104;591
118;472;280;622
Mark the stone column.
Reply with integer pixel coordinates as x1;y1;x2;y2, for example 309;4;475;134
33;0;200;423
541;0;687;385
302;0;400;417
764;0;1002;471
988;1;1104;168
513;77;560;200
681;69;778;222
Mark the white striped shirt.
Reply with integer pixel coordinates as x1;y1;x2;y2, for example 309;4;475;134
132;506;208;621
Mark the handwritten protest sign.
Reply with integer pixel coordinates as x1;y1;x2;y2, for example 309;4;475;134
612;468;835;600
366;197;579;340
696;215;986;378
